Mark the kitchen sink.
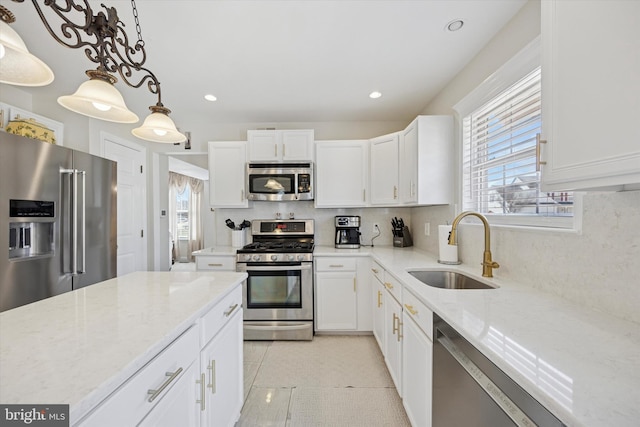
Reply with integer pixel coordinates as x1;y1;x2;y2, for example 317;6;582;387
407;270;496;290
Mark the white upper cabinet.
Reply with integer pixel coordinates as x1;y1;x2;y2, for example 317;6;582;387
541;0;640;190
400;116;453;205
247;129;314;162
315;140;369;207
208;141;248;208
370;132;400;206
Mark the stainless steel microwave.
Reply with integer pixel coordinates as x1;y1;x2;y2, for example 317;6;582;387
246;162;313;201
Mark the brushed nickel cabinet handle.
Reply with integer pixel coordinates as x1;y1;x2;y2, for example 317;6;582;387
207;359;216;395
385;282;394;289
147;368;183;403
377;290;382;307
329;264;344;268
196;372;206;411
371;268;379;274
353;277;357;292
224;303;239;317
208;263;223;267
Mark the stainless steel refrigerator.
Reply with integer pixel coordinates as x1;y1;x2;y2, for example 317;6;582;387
1;132;117;312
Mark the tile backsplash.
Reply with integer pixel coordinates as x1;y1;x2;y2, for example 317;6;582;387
413;190;640;324
212;202;411;248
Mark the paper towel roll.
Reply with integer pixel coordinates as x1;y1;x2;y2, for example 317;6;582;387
438;225;460;264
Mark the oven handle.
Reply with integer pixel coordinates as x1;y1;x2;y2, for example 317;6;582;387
238;263;312;272
244;324;311;331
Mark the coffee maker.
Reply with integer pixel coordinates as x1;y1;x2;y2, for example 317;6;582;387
335;216;361;249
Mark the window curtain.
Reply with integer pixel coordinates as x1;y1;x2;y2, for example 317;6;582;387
168;172;204;263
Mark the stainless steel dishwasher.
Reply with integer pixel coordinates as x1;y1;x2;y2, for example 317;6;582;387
433;315;566;427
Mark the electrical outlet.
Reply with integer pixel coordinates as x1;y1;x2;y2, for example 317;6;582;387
373;223;380;233
424;222;430;236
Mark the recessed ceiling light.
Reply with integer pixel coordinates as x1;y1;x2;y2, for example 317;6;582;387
369;91;382;99
204;94;217;102
446;19;464;32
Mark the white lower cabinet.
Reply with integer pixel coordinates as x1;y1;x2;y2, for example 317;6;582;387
195;255;236;271
200;307;243;427
370;258;434;427
138;361;201;427
383;289;403;396
371;263;385;349
76;286;244;427
314;256;372;332
77;326;201;427
402;290;433;427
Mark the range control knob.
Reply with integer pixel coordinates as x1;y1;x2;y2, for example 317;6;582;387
297;254;305;261
244;254;252;261
287;254;295;261
252;255;261;262
270;254;278;261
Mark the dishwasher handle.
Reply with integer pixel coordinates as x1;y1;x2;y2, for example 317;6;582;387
436;332;538;427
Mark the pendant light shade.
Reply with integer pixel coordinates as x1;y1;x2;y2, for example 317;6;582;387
57;69;139;123
0;19;54;86
132;104;186;143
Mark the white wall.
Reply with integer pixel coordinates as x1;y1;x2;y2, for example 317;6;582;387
412;0;640;324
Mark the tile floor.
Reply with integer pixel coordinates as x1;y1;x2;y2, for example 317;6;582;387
237;336;411;426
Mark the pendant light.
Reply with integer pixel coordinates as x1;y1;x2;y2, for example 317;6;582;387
5;1;186;143
132;103;186;143
0;6;54;86
58;68;139;123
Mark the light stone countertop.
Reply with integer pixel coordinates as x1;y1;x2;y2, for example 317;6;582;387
314;245;640;427
0;270;247;424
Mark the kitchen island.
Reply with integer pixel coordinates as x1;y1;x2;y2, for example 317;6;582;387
0;271;247;425
315;245;640;427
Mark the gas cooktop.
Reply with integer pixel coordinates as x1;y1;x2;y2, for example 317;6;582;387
238;240;314;253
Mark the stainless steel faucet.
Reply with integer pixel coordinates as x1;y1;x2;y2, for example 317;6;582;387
448;211;499;277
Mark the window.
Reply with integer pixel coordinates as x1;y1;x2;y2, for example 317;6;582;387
456;38;573;229
175;186;190;240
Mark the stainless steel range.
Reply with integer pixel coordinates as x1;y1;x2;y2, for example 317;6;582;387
236;219;314;341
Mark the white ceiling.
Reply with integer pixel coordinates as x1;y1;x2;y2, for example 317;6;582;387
3;0;527;131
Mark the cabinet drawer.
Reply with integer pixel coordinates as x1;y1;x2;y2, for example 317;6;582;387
200;285;243;346
402;289;433;340
383;273;402;303
78;326;199;426
196;256;235;271
315;257;357;271
370;260;384;283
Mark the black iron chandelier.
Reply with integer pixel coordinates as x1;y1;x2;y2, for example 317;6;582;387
0;0;186;143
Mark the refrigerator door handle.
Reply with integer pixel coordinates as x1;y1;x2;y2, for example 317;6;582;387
78;170;86;274
61;168;86;275
61;168;75;274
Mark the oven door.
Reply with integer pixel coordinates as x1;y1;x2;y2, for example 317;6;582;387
237;262;313;321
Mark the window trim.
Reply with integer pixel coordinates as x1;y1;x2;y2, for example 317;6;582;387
453;36;579;231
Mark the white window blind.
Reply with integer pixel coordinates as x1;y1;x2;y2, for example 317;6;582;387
462;67;573;220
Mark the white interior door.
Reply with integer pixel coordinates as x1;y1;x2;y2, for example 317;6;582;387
102;134;147;276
